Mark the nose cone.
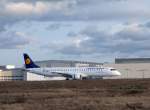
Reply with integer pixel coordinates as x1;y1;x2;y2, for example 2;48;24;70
113;71;121;76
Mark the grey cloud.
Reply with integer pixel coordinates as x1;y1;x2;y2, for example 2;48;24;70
0;0;76;30
45;23;150;58
1;0;150;23
0;31;31;49
55;46;92;55
46;23;61;30
140;21;150;28
46;23;72;31
0;0;77;49
1;0;150;51
67;32;78;37
116;29;150;41
0;0;149;34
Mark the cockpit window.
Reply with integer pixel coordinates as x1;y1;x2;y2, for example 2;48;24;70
110;69;116;71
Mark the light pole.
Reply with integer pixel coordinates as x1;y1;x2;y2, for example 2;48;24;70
125;68;129;79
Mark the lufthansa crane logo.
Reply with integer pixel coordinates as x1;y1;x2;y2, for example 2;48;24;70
25;58;31;64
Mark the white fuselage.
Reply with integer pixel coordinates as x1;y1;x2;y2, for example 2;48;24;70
27;67;121;80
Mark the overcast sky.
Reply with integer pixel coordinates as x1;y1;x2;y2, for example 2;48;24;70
1;0;150;66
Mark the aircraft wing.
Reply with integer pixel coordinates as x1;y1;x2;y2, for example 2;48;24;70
52;72;88;79
26;69;73;78
26;70;59;77
51;72;73;78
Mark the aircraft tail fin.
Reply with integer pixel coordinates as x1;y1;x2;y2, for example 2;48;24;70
23;53;40;69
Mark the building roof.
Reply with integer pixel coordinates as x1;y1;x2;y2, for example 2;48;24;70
35;60;103;67
115;58;150;64
36;60;102;64
0;66;7;71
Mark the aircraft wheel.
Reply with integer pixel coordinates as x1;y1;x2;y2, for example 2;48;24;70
66;78;69;80
82;77;87;80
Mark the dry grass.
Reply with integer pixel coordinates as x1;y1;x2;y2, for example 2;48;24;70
0;79;150;110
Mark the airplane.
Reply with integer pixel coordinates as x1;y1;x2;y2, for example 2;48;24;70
23;53;121;80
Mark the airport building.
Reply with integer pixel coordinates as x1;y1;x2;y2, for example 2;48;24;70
35;60;103;67
0;66;25;81
1;58;150;81
104;58;150;79
115;58;150;64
